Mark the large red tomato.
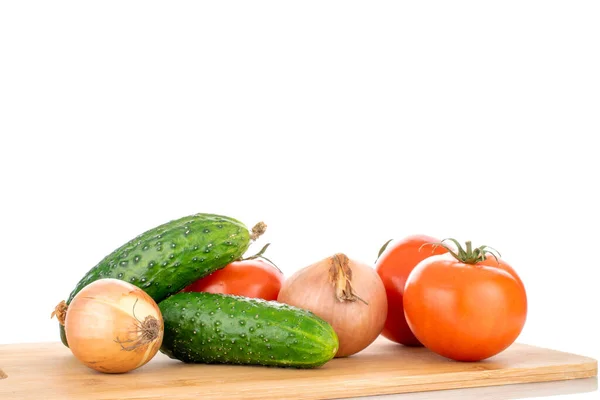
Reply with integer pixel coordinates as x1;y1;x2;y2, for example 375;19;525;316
375;235;449;346
182;259;284;301
403;240;528;362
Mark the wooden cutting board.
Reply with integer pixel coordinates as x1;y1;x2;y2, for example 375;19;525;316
0;338;596;400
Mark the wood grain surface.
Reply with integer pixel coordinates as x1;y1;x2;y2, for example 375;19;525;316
0;338;596;400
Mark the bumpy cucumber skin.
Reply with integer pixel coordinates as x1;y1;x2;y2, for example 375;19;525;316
60;213;251;347
159;292;339;368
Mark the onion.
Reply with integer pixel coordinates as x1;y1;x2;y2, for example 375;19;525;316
54;278;164;374
277;253;387;357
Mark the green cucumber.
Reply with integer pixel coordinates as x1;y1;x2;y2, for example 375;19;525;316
55;213;264;347
159;292;339;368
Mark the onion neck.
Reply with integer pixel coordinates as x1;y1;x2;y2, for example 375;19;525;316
52;300;68;326
328;253;368;305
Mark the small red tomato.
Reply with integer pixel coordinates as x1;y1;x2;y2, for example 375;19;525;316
182;259;284;301
375;235;449;346
404;240;528;362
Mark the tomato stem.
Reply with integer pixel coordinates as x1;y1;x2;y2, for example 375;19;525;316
242;243;283;273
429;239;501;264
375;239;393;263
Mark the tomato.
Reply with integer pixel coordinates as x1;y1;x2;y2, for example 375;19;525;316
403;240;528;362
375;235;449;346
182;259;284;301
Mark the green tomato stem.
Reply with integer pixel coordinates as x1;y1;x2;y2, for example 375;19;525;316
429;238;501;264
241;243;283;274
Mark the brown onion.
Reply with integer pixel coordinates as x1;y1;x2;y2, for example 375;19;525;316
277;253;387;357
57;278;164;373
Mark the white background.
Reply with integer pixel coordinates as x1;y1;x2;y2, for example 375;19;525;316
1;1;598;399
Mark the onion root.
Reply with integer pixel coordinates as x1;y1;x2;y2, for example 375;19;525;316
114;299;161;351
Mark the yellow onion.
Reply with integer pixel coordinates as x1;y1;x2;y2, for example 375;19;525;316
56;278;163;373
277;253;387;357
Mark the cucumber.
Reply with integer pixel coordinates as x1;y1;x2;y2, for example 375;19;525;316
159;292;339;368
55;213;264;347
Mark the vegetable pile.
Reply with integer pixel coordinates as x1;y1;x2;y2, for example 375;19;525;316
51;212;528;374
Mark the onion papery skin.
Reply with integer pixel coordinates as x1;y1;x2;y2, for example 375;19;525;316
278;254;387;357
64;278;164;374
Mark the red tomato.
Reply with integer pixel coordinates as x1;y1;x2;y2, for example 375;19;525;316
182;259;284;301
404;242;527;362
375;235;449;346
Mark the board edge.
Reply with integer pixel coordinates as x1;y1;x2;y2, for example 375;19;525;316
301;363;599;400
